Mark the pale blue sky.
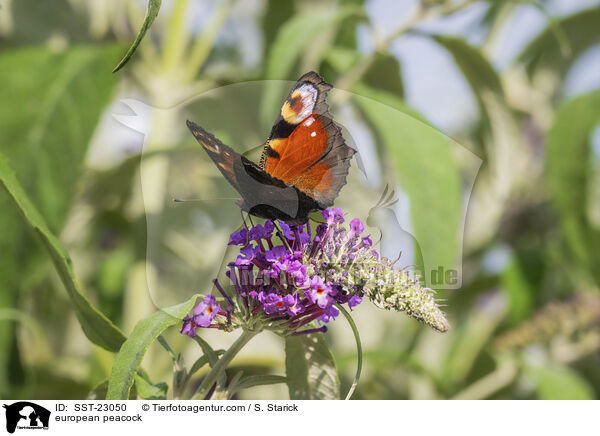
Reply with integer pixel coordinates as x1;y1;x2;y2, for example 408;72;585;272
364;0;600;132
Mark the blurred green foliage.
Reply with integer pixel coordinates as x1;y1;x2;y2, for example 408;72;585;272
0;0;599;400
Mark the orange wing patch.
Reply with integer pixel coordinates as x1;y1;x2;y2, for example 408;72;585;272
259;71;355;209
264;113;330;195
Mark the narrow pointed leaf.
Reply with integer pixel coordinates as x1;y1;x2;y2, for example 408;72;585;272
0;154;127;352
106;295;198;400
113;0;162;72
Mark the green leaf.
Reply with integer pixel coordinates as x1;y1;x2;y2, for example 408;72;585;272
325;48;404;97
192;335;228;392
227;375;287;399
87;380;109;400
353;89;462;286
429;35;523;248
260;0;296;59
442;301;506;388
261;5;363;127
113;0;162;72
333;0;368;48
517;6;600;80
186;350;226;382
431;33;502;92
0;45;122;229
134;373;168;400
353;84;428;123
0;46;121;385
0;154;127;352
533;365;595;400
430;34;503;125
106;295;198;400
500;256;535;326
89;377;140;400
0;44;120;393
362;52;404;98
285;333;340;400
7;0;90;45
546;90;600;283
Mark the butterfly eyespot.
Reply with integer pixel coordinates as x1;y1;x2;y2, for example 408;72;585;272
310;132;316;137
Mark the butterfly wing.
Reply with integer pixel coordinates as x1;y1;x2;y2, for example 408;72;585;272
186;120;319;224
259;71;355;208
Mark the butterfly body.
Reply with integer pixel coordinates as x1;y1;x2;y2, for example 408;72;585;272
187;72;354;224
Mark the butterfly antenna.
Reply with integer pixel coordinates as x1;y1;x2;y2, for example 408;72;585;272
173;197;240;203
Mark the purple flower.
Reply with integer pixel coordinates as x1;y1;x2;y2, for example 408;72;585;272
284;294;305;316
259;291;285;314
295;226;311;245
305;276;336;309
265;245;288;263
348;295;362;309
349;218;364;234
287;260;307;284
264;220;275;236
358;236;372;249
249;222;274;241
236;244;261;266
314;224;327;241
180;315;196;337
318;305;340;323
279;222;294;239
193;294;220;327
322;207;344;225
229;228;248;246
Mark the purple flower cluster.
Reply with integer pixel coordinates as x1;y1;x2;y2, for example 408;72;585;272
181;208;369;337
181;207;450;337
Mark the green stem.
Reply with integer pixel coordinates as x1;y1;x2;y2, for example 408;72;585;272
337;305;362;400
183;0;233;81
333;0;477;98
194;328;259;398
162;0;191;71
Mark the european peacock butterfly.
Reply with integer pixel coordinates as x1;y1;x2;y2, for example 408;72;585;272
186;71;355;225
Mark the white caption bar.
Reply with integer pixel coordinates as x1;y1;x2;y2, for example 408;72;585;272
1;400;597;435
